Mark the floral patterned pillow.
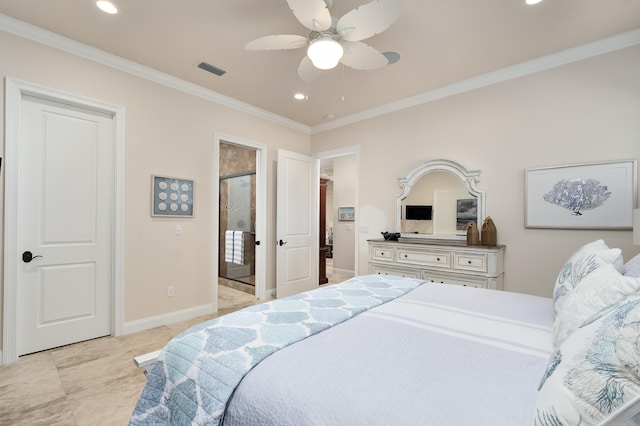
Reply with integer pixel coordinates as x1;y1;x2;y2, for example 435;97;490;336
552;240;623;315
535;295;640;425
553;263;640;347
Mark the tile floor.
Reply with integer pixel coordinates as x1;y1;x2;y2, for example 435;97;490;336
0;263;352;425
0;286;259;426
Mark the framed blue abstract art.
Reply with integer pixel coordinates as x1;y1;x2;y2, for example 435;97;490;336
151;175;194;217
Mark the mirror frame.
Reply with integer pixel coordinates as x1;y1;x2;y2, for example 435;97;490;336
396;159;485;240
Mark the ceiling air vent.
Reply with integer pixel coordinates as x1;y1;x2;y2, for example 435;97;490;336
197;61;226;76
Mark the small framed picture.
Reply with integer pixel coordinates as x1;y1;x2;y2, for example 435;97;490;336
456;198;478;231
338;207;355;221
525;159;636;229
151;175;194;217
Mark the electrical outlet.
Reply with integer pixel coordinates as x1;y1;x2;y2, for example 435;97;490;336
175;225;183;235
167;286;175;297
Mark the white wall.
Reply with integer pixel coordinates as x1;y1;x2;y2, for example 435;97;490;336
310;45;640;297
325;181;334;239
0;29;311;336
332;155;356;274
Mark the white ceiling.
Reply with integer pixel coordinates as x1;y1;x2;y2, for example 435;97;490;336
1;0;639;128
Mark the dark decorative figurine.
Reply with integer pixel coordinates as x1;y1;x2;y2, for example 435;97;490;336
381;231;401;241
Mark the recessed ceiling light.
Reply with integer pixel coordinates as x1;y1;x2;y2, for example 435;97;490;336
525;0;543;5
96;1;118;14
294;93;306;100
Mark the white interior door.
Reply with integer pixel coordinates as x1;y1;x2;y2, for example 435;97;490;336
276;149;318;298
16;94;114;356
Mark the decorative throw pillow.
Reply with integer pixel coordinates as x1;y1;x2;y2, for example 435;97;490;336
535;295;640;425
553;263;640;347
552;240;623;315
624;253;640;278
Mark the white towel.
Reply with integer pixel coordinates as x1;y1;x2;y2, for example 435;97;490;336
225;230;234;263
233;231;244;265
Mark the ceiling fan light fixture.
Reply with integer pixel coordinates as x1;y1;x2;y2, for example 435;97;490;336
307;37;344;70
96;1;118;14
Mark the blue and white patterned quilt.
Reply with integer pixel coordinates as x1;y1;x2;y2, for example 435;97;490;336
129;275;426;425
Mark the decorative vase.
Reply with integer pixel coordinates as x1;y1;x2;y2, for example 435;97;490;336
481;217;497;246
466;221;479;245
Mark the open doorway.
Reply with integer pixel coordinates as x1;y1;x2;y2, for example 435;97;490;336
219;142;256;294
316;146;359;284
215;136;267;307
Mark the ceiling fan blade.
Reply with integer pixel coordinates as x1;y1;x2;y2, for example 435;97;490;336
245;35;308;50
286;0;332;32
337;0;404;42
298;56;323;83
340;41;389;70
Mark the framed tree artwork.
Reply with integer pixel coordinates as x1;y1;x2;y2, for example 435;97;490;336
525;160;636;229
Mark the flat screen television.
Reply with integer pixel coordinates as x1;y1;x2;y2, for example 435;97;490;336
405;205;432;220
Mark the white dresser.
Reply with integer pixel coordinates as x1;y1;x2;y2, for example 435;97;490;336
368;238;505;290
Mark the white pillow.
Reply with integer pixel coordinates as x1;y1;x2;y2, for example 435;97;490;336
553;263;640;347
552;240;623;315
624;253;640;278
535;295;640;425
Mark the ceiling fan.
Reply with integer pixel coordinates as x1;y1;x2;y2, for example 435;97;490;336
245;0;403;83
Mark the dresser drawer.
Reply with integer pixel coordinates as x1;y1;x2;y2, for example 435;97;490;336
422;271;486;288
453;253;488;273
370;264;421;279
396;249;450;269
370;245;393;261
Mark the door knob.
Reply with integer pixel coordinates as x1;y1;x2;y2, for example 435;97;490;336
278;239;287;246
22;251;43;263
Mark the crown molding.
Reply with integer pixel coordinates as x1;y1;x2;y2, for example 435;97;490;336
0;14;311;135
311;28;640;134
2;13;638;137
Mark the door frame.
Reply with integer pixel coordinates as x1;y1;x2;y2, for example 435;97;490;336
3;78;125;364
313;145;360;277
214;134;267;302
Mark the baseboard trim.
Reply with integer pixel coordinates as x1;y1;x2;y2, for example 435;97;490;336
121;303;215;336
332;268;355;277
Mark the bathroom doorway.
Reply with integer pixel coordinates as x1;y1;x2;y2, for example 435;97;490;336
219;142;257;295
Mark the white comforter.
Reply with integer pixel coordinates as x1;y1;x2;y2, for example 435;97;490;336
223;282;555;426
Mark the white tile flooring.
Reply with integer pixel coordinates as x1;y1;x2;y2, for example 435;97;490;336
0;261;353;425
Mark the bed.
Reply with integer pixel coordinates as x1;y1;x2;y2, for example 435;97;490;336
130;240;640;426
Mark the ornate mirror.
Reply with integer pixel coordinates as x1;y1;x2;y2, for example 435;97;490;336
396;159;485;240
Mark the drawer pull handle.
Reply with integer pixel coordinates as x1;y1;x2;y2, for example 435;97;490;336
468;260;472;264
381;252;384;256
404;254;408;258
436;257;440;261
